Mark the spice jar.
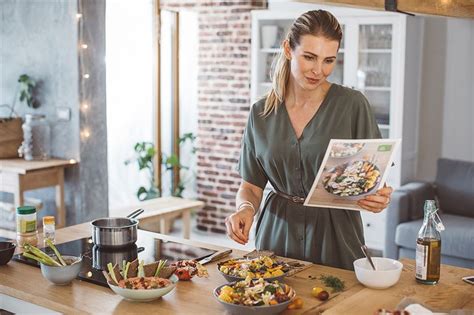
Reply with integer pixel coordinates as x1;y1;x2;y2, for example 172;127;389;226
43;216;56;244
16;206;38;247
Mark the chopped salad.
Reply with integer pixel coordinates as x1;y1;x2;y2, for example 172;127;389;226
218;256;289;279
217;277;294;306
323;160;380;196
118;276;172;290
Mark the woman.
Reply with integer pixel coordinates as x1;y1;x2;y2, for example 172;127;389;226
225;10;393;270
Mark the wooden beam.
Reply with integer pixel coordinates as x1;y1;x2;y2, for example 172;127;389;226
172;11;180;195
294;0;474;18
154;0;162;194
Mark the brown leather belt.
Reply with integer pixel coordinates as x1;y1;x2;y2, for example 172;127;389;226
273;190;306;204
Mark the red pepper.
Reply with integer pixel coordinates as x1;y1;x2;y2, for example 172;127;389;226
175;268;193;281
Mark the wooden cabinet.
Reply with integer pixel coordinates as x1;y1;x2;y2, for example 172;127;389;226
251;4;423;251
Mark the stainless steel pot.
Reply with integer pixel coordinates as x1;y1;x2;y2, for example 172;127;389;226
92;244;144;270
91;209;144;248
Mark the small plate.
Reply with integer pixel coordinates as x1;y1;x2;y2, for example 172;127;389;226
108;274;179;302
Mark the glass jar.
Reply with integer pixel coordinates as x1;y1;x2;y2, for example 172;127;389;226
43;216;56;244
21;114;51;161
16;206;38;247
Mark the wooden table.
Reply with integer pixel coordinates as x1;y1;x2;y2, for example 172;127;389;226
0;158;77;228
0;223;473;314
111;196;204;239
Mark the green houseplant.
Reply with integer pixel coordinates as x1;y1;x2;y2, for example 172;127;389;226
0;74;42;158
125;133;196;201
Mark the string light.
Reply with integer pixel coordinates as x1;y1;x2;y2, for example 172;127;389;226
77;2;91;143
81;129;91;139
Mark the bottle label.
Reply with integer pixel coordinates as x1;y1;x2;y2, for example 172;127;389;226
416;243;428;280
17;219;37;233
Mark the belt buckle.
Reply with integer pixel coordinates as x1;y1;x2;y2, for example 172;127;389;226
292;196;304;203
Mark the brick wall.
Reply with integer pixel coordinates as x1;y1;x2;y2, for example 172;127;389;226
160;1;267;233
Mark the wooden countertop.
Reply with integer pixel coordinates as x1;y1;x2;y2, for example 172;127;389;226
1;223;473;314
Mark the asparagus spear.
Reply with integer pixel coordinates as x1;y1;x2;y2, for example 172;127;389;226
46;239;67;266
138;260;145;278
23;244;62;267
23;252;60;266
123;262;131;280
107;263;119;285
154;259;167;277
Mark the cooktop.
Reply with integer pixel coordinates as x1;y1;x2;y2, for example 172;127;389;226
12;229;216;287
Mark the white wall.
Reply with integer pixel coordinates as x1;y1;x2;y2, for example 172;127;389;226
441;18;474;161
106;1;154;211
417;17;474;181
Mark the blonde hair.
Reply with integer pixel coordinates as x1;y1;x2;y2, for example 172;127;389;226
261;10;342;117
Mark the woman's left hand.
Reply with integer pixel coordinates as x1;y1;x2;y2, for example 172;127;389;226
357;186;393;213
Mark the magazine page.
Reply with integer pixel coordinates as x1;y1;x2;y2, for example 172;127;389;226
304;139;401;211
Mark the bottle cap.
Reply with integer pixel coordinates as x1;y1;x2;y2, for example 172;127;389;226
17;206;36;215
43;216;55;225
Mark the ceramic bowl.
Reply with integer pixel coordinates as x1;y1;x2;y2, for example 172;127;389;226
40;255;82;285
108;274;179;302
353;257;403;289
214;282;295;315
0;242;16;265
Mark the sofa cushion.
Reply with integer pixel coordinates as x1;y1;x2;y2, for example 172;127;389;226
435;158;474;218
395;214;474;260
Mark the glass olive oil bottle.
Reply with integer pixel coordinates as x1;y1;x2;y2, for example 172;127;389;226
416;200;442;284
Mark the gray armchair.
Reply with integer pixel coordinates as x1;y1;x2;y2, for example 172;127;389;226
385;158;474;268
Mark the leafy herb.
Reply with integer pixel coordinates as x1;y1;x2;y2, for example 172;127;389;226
319;275;345;292
263;285;276;294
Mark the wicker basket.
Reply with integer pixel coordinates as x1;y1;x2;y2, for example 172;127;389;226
0;117;23;158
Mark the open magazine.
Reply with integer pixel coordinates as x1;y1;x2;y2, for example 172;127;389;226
304;139;401;211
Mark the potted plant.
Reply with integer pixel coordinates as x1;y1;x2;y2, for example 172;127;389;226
125;133;196;201
0;74;41;158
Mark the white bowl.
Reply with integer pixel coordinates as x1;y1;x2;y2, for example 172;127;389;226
40;255;83;285
353;257;403;289
108;274;179;302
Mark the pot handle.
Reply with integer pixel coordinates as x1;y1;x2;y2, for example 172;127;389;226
127;208;144;219
137;247;145;253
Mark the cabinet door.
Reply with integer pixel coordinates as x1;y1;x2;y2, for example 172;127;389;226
327;25;345;85
357;24;393;138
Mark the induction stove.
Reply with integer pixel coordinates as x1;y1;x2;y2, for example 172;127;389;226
13;229;216;287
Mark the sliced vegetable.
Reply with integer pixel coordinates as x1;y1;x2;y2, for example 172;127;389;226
137;260;145;278
23;244;62;267
154;259;167;277
46;239;66;266
107;262;119;285
123;262;131;280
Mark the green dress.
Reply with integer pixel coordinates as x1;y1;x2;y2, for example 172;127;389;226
237;84;381;270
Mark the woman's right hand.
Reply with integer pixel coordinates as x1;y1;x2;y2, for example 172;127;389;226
225;207;254;245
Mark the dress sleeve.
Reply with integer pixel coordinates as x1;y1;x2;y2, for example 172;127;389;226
352;91;382;139
236;106;268;189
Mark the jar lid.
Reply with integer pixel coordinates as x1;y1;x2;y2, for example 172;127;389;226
17;206;36;214
43;216;55;225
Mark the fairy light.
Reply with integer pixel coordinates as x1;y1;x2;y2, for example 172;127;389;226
81;103;89;111
81;129;91;139
83;73;90;79
76;13;82;19
81;44;88;49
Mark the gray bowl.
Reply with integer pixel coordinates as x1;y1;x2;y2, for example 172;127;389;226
217;266;288;283
40;255;82;285
213;283;294;315
0;242;16;265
